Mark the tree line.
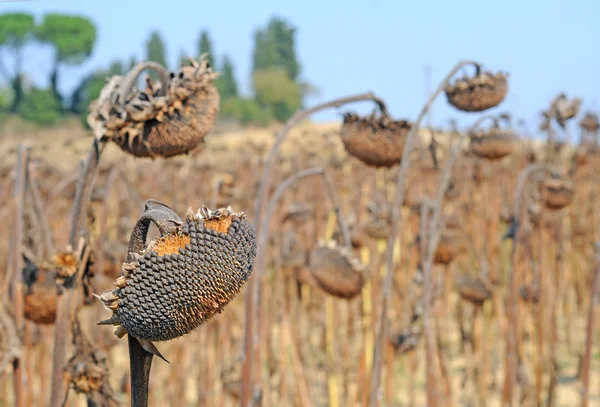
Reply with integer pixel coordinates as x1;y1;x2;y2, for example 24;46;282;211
0;12;308;126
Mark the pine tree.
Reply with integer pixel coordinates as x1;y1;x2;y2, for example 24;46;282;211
251;17;300;81
217;55;238;100
197;30;215;68
146;30;167;68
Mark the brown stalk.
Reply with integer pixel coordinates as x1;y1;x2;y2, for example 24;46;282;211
27;164;56;257
419;115;502;405
502;163;553;407
419;200;440;407
8;145;28;407
241;92;388;405
369;60;481;407
251;166;350;404
546;217;562;406
579;240;600;407
44;172;79;216
50;139;106;407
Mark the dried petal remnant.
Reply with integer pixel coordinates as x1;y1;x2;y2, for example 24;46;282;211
147;234;191;256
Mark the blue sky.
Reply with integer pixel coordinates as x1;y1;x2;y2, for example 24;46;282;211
1;0;598;135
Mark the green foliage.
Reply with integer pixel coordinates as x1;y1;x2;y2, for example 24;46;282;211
0;87;11;110
253;67;302;122
71;67;114;126
222;97;271;126
146;30;167;68
0;12;36;112
177;49;189;68
250;17;303;122
252;17;300;81
37;14;96;109
216;55;238;101
71;59;122;116
127;55;137;71
108;60;124;75
0;12;35;47
18;87;62;125
37;14;96;64
197;30;214;68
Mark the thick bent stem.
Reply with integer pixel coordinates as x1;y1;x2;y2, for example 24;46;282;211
257;167;351;272
117;61;170;104
502;163;552;407
241;92;389;406
368;60;479;407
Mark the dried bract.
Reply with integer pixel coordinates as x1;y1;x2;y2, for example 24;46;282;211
65;320;119;406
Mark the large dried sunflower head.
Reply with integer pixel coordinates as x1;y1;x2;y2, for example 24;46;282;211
97;201;256;343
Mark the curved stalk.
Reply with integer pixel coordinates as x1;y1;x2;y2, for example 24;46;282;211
502;163;553;406
368;60;480;407
241;92;388;406
256;167;351;278
244;166;352;405
50;139;106;407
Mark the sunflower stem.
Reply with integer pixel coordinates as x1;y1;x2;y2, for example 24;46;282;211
369;60;479;407
242;92;389;406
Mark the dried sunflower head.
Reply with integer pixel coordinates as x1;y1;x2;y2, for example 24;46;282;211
470;126;518;161
340;111;411;168
456;276;492;306
540;174;574;210
97;200;256;351
445;66;508;112
87;55;219;159
308;240;366;299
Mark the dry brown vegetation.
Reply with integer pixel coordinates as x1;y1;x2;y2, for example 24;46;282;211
0;58;599;407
